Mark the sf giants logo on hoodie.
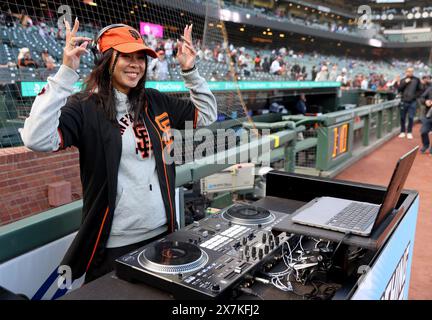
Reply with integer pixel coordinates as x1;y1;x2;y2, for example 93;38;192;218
155;112;173;149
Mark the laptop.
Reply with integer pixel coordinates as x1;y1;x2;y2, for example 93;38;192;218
291;146;418;236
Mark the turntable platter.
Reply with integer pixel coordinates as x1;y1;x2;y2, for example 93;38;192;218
222;204;275;225
138;241;208;274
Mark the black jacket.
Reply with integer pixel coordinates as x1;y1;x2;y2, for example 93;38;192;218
397;76;422;103
420;86;432;117
58;89;197;280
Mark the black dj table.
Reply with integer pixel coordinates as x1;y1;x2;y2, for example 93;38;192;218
61;195;350;300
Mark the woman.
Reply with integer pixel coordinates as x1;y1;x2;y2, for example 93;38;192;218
21;19;217;283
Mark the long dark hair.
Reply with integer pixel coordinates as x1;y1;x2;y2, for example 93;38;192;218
81;48;148;125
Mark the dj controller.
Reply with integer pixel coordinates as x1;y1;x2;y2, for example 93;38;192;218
115;204;291;299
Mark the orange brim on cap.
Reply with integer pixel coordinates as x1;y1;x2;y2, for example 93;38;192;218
113;43;157;58
98;26;157;58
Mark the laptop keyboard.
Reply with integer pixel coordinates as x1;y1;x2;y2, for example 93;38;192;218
326;202;380;231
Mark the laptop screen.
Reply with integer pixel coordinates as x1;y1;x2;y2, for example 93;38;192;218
373;146;418;229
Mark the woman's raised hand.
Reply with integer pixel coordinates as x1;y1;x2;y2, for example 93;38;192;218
62;18;92;71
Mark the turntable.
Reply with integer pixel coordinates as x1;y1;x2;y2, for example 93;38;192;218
138;241;208;274
115;204;290;299
221;204;275;226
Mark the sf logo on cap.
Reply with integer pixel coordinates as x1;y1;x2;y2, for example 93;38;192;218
129;29;140;40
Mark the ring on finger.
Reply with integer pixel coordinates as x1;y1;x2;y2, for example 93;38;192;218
69;40;75;47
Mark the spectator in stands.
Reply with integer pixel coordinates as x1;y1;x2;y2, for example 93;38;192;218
336;68;349;87
254;54;261;71
311;66;317;81
395;67;422;139
329;64;338;81
217;50;225;64
204;47;212;61
17;48;38;68
261;57;270;73
21;21;217;284
361;74;369;90
294;94;307;115
13;10;33;29
164;38;174;59
149;49;169;80
315;65;329;81
419;84;432;154
41;48;56;70
270;56;283;75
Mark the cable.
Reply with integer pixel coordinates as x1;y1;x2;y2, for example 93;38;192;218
238;287;264;300
330;232;352;261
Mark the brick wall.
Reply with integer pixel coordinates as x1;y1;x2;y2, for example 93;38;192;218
0;147;82;226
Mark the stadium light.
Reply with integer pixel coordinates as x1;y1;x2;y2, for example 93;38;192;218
422;12;429;18
414;12;421;19
240;27;244;32
279;34;285;38
407;13;414;19
246;13;250;19
381;14;387;20
388;13;394;20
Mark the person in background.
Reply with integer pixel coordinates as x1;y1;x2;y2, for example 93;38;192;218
41;48;56;70
17;47;38;68
163;38;174;59
261;57;270;73
395;67;422;139
149;49;169;80
315;65;329;81
311;66;317;81
270;55;283;75
294;94;307;115
329;64;338;81
336;68;349;87
419;81;432;154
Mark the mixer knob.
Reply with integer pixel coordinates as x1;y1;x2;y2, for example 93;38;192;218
228;221;232;226
202;231;209;238
269;241;275;249
264;245;270;254
215;224;221;231
268;234;274;243
251;247;257;257
188;238;194;243
242;237;248;245
262;233;267;243
248;233;254;240
258;248;264;259
275;236;280;246
258;224;262;228
211;284;221;292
